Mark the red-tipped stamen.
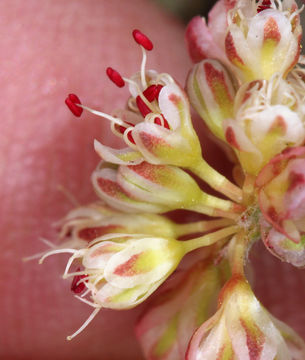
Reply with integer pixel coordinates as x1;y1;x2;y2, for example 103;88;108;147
106;67;125;87
154;114;170;129
132;29;153;51
257;0;272;13
136;96;152;117
143;84;163;102
65;94;83;117
71;268;87;294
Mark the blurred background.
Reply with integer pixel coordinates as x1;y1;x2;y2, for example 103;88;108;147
153;0;215;23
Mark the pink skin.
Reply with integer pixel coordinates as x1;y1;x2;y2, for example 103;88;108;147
0;0;305;359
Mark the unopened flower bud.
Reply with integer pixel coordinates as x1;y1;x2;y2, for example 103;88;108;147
187;275;305;359
136;259;228;359
256;146;305;266
187;59;236;140
223;78;305;174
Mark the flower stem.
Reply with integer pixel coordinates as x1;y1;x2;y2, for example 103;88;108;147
228;230;248;276
183;225;239;253
175;218;234;237
189;202;240;220
189;158;243;203
242;174;256;205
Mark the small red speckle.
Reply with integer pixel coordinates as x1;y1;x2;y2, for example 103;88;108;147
65;94;83;117
106;67;125;88
71;268;87;294
132;29;153;51
225;127;241;150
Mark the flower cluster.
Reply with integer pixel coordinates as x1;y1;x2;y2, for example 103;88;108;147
36;0;305;358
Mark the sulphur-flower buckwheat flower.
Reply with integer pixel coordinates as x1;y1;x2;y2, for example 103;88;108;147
29;2;305;358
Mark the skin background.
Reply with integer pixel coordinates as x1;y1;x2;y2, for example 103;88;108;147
0;0;304;359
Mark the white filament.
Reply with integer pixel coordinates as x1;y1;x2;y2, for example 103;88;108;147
140;46;148;89
38;248;78;264
66;307;101;341
78;104;125;126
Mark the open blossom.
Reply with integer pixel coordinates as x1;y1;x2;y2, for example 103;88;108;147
224;77;305;174
71;234;185;310
225;0;302;82
186;274;305;360
186;0;302;82
136;259;229;360
256;147;305;266
94;78;203;168
187;60;305;175
39;225;238;340
66;45;203;169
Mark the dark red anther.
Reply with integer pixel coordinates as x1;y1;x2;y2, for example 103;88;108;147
154;114;170;129
106;67;125;88
132;29;153;51
136;96;152;117
257;0;271;13
127;131;136;144
114;121;134;136
65;94;83;117
71;267;87;294
143;84;163;102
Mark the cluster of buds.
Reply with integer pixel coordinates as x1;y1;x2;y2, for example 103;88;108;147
36;0;305;358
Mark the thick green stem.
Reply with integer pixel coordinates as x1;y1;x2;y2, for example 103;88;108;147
189;158;243;204
183;226;239;254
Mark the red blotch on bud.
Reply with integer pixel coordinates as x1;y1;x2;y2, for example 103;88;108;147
132;29;153;51
106;67;125;88
225;126;241;150
65;94;83;117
